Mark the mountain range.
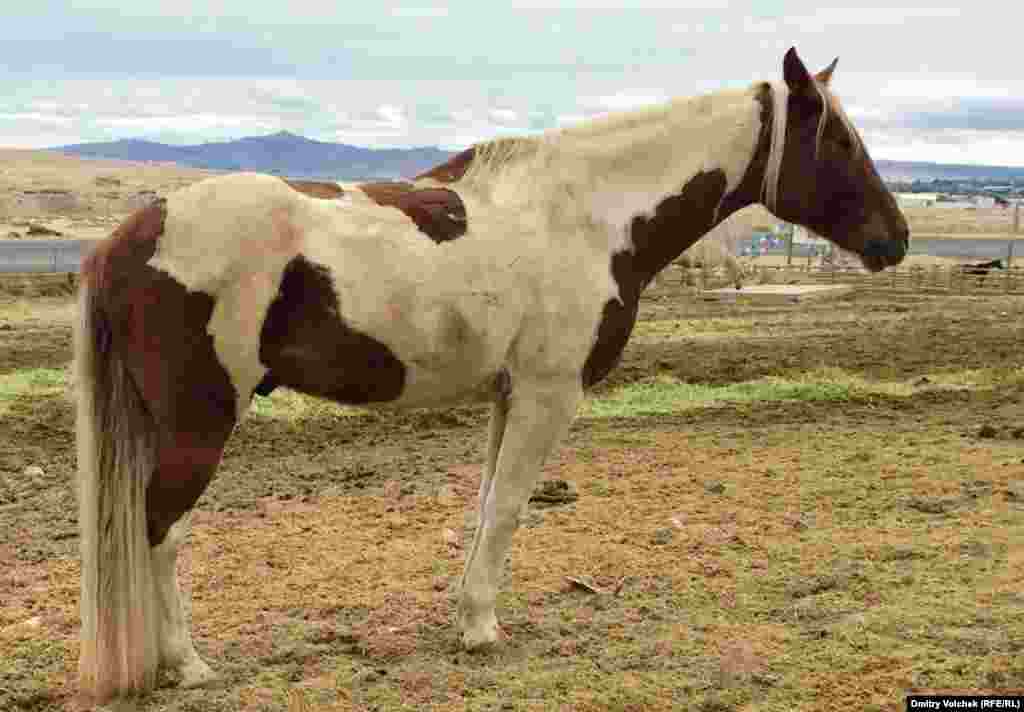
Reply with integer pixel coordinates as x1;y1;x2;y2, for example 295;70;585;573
54;131;453;181
54;131;1024;183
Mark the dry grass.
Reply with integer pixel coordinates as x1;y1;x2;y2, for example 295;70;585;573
903;206;1021;236
0;149;218;238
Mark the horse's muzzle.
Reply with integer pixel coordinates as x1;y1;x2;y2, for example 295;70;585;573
863;237;907;262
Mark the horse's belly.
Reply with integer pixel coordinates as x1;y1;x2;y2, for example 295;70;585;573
379;301;519;407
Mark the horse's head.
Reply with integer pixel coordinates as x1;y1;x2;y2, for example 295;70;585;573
764;48;909;272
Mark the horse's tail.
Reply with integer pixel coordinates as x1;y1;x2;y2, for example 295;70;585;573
75;276;160;702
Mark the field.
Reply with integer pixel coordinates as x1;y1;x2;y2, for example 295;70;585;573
902;206;1020;237
2;282;1023;712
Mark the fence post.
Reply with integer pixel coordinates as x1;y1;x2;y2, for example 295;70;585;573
1010;207;1019;293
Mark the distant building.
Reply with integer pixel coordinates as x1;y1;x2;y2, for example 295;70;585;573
792;225;827;245
895;192;939;208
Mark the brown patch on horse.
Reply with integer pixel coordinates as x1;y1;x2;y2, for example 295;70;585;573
583;170;734;387
414;147;476;183
282;179;346;200
258;255;406;404
583;86;776;389
360;181;468;243
83;200;238;546
82;199;169;294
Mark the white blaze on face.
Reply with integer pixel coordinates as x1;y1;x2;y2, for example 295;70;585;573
147;173;310;417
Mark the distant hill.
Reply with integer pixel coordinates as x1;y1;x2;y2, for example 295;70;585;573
52;132;1024;184
54;131;454;181
875;160;1024;182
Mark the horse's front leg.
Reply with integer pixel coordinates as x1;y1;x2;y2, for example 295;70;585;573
458;375;581;650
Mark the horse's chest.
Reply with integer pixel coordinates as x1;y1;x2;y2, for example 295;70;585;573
582;295;639;387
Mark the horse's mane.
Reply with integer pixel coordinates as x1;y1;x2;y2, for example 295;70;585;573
457;136;544;186
453;86;762;199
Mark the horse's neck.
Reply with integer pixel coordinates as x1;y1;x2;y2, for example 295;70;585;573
570;89;765;273
488;87;764;259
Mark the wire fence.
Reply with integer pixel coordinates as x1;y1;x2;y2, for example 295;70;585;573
651;262;1024;297
0;240;90;274
2;240;1023;298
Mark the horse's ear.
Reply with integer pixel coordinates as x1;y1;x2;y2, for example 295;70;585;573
783;47;813;94
816;57;838;85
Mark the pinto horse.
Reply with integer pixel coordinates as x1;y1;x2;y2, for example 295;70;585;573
74;47;909;702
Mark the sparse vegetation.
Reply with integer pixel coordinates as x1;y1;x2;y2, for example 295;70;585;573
1;288;1023;712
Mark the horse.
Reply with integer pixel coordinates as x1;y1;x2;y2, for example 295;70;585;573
675;242;749;289
73;47;909;703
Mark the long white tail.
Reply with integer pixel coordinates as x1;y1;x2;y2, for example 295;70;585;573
75;279;160;702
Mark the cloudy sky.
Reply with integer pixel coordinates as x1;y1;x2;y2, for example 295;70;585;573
2;1;1021;166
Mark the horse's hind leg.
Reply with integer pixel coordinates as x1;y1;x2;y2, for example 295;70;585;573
119;283;238;688
478;385;510;520
151;513;218;688
460;386;510;602
459;376;581;649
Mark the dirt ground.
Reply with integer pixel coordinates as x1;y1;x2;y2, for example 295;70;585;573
1;281;1023;711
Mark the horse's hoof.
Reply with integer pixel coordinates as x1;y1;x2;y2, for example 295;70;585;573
461;624;505;652
179;659;219;689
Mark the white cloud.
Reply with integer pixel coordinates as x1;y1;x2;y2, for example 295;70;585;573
390;6;449;18
786;6;961;33
555;114;590;127
376;104;406;126
99;113;278;133
449;109;475;123
0;112;75;126
488;109;520;124
862;128;1024;166
875;78;1015;101
580;91;668;112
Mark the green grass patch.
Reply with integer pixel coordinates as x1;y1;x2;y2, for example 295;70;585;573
249;389;367;421
0;367;68;415
580;365;1024;419
580;373;856;418
633;316;759;339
